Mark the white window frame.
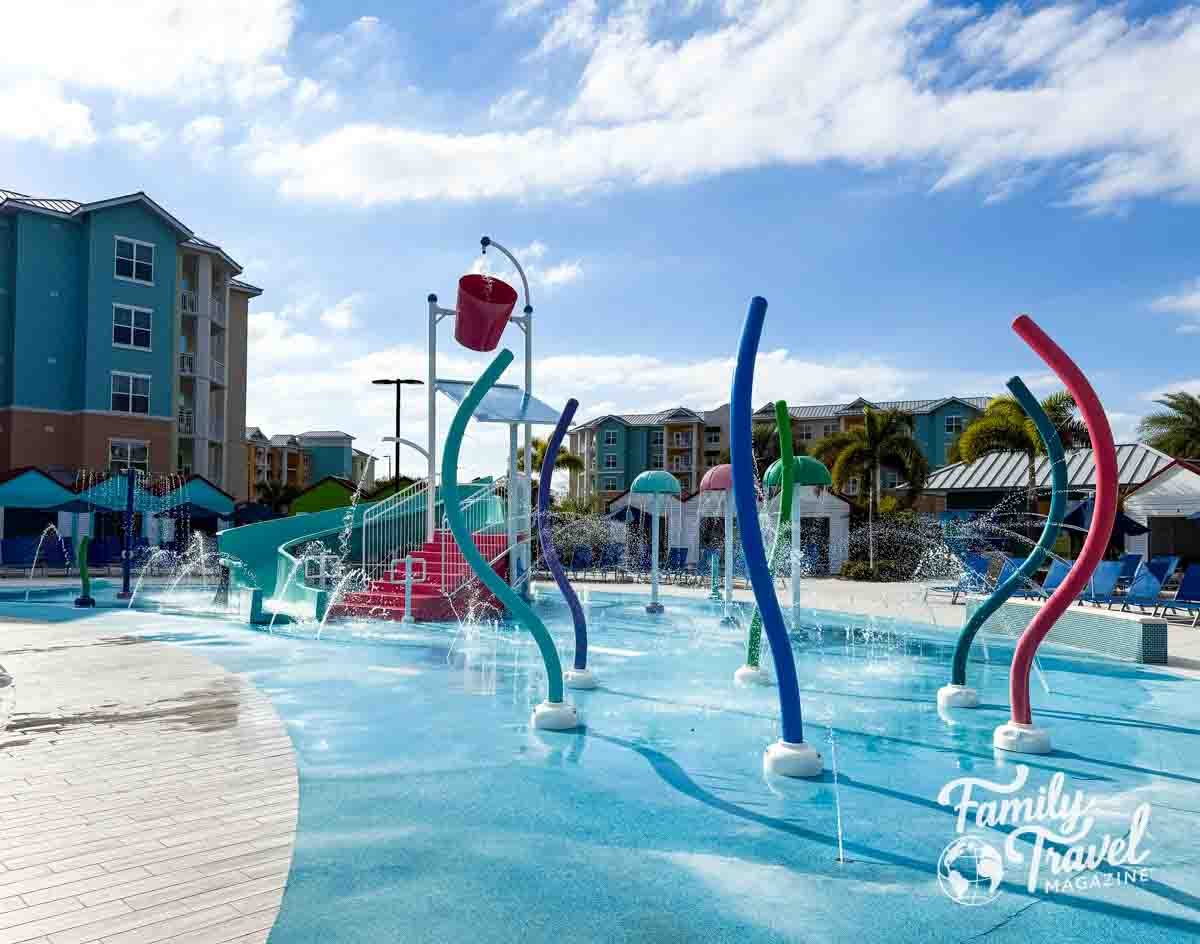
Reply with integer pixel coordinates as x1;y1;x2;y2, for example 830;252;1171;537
602;477;618;491
603;454;618;469
945;413;964;436
704;427;721;446
650;430;664;446
111;371;151;415
795;425;814;441
603;429;618;446
112;303;152;351
114;235;155;285
883;470;900;489
650;451;664;469
823;423;838;438
109;438;149;474
846;476;860;496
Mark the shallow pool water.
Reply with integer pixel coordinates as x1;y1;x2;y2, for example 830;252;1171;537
5;590;1200;942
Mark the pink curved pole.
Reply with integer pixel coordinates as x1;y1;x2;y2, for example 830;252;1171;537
1008;315;1118;725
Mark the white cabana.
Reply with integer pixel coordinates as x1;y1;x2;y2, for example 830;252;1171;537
1122;460;1200;561
764;485;852;575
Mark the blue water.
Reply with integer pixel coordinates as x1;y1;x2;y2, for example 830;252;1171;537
5;589;1200;942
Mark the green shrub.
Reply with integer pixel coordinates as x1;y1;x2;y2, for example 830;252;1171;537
839;560;912;582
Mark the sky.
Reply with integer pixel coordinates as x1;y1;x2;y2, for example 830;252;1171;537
3;0;1200;484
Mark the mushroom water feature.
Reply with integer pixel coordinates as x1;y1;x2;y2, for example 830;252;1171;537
442;347;578;731
993;315;1118;755
697;463;736;623
937;374;1066;710
630;470;682;615
537;397;596;690
731;296;822;778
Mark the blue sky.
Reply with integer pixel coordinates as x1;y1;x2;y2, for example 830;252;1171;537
3;0;1200;480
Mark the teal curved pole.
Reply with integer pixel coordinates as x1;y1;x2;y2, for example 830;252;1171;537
442;348;566;705
745;400;795;669
949;375;1066;686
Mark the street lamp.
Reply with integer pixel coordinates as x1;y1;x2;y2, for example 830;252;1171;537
372;378;423;488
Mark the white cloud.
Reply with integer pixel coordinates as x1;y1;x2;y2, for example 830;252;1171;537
294;77;339;111
113;121;165;154
0;1;297;103
245;2;1200;210
541;261;583;287
182;115;226;149
488;88;547;123
504;0;552;18
0;80;94;149
247;309;323;366
1150;277;1200;333
469;241;582;293
319;294;365;331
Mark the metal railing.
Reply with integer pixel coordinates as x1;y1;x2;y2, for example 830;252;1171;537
179;352;195;373
211;296;226;325
180;289;198;314
361;477;435;583
177;410;194;435
443;475;531;600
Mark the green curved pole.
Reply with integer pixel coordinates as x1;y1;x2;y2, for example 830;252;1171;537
442;348;566;704
745;400;795;668
75;535;95;607
949;375;1066;685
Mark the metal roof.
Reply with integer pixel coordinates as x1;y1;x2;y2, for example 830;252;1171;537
0;189;81;214
753;396;993;421
572;405;708;431
922;443;1173;493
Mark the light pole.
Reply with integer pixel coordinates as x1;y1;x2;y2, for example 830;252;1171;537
372;378;423;488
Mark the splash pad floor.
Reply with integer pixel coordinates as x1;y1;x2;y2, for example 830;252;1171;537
2;590;1199;942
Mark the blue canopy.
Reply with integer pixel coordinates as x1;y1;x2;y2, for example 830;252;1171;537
157;477;235;517
1065;497;1148;537
0;468;76;509
436;379;561;425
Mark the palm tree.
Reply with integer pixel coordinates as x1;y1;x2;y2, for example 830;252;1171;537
1138;392;1200;458
256;478;299;514
811;408;930;571
954;390;1086;524
516;436;585;482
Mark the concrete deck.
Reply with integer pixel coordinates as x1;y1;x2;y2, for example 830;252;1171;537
0;622;297;944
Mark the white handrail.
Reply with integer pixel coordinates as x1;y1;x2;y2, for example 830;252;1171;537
361;476;436;582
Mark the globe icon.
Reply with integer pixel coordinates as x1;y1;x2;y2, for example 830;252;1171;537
937;835;1004;906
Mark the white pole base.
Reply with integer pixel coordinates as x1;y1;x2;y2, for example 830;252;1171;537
937;684;979;709
564;668;597;690
993;721;1052;755
645;602;664;614
734;664;774;687
763;739;823;778
531;700;579;731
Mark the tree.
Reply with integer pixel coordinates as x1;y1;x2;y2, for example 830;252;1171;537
1138;392;1200;458
953;390;1086;522
516;436;585;482
256;478;299;514
555;494;605;517
811;408;930;571
752;421;782;470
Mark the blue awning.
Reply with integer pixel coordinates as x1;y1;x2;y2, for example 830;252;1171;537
0;469;76;509
436;379;561;425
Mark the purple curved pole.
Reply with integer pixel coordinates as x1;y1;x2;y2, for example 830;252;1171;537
538;398;588;672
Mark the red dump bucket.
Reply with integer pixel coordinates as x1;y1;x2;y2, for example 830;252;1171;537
455;274;518;352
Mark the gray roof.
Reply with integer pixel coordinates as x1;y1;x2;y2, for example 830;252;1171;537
269;434;302;447
754;396;993;421
922;443;1173;493
0;189;81;214
229;277;263;297
299;430;354;441
572;406;707;431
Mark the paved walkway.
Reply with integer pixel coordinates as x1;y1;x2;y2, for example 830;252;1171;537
0;622;297;944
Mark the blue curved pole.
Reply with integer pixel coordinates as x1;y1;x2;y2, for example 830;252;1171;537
442;349;566;704
949;375;1067;686
731;297;805;745
538;398;588;672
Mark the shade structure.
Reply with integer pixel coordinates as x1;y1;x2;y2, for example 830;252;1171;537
764;456;832;489
157;477;235;518
0;468;77;509
630;470;682;496
1065;496;1147;538
435;380;561;426
698;463;733;492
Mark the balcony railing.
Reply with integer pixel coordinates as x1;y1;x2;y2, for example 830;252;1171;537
211;296;226;326
180;290;198;314
179;352;194;373
178;410;194;435
211;359;225;384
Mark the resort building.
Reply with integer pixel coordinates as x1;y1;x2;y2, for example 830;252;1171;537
568;405;730;501
0;188;261;499
753;396;993;476
243;428;374;500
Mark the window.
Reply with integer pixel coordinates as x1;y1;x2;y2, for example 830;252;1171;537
796;425;814;441
109;439;149;474
113;305;152;350
704;451;719;464
705;427;721;445
651;430;664;446
673;431;692;447
650;451;664;469
603;429;618;446
602;477;617;491
846;476;859;496
115;236;154;284
111;372;150;414
823;423;838;437
945;414;964;435
604;454;618;469
883;470;900;489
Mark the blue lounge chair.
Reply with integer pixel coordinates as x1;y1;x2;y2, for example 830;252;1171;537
664;546;690;583
1116;553;1142;588
1014;557;1070;599
1117;565;1165;613
1079;561;1123;606
1147;555;1181;587
598;542;625;582
925;552;990;604
569;546;595;579
1158;562;1200;626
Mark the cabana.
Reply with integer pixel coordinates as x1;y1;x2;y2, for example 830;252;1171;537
1122;459;1200;564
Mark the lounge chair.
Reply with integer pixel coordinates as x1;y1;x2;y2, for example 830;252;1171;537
1157;562;1200;626
664;547;690;584
569;546;595;580
1116;553;1142;588
1117;565;1165;613
925;553;991;604
1014;558;1071;599
598;542;626;582
1078;561;1123;606
1147;555;1181;587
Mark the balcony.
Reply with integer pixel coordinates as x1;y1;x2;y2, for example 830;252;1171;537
209;416;225;440
179;290;198;315
211;359;226;384
672;434;693;449
179;352;195;374
178;410;194;435
211;296;226;326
